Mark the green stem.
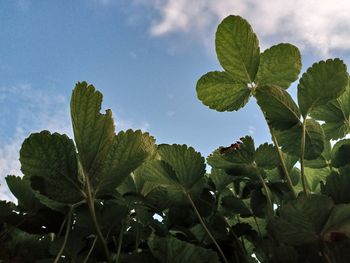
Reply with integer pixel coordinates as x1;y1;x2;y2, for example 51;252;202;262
271;132;297;199
54;206;73;263
185;192;229;263
83;236;98;263
300;119;309;197
115;222;125;263
86;179;111;263
255;167;274;218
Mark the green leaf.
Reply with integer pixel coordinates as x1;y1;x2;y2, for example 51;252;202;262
321;171;350;204
208;136;255;169
221;195;252;217
322;204;350;242
157;144;206;191
304;140;331;169
215;15;260;83
303;167;331;193
255;143;279;169
5;176;41;212
148;234;220;263
255;85;301;131
276;119;325;160
196;71;251;112
209;168;232;192
331;140;350;168
310;84;350;140
297;59;348;117
20;131;84;204
255;43;302;88
269;195;333;245
70;82;115;183
97;129;156;195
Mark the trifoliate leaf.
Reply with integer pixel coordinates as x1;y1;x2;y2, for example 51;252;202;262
148;234;220;263
215;15;260;83
255;85;301;131
97;129;156;196
297;59;348;117
255;43;301;89
310;84;350;140
276;119;325;160
20;131;84;204
196;71;251;112
70;82;115;184
269;195;333;245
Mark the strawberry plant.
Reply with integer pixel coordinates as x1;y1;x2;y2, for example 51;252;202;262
1;14;350;263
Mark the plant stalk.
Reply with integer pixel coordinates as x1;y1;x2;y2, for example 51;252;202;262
300;119;309;197
83;236;98;263
86;179;111;263
115;221;125;263
54;206;73;263
185;192;229;263
271;132;297;199
255;167;274;218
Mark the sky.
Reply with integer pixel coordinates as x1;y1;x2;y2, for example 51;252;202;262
1;0;350;200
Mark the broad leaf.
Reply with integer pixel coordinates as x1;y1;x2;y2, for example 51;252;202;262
255;143;279;169
215;15;260;83
70;82;115;183
221;195;252;217
143;145;206;200
331;140;350;168
148;235;220;263
303;167;331;193
276;119;325;160
209;168;233;192
321;171;350;204
304;140;331;169
6;176;41;212
196;71;251;112
297;59;348;117
20;131;84;204
269;195;333;245
310;84;350;140
322;204;350;242
255;43;301;88
97;129;156;195
255;85;301;131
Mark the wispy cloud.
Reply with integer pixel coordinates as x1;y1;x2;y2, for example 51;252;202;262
134;0;350;55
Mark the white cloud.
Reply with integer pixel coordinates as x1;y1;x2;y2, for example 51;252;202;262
141;0;350;55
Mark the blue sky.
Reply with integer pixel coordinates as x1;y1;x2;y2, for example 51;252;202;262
1;0;350;200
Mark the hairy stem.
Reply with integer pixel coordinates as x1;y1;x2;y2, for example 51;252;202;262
300;119;309;197
83;236;98;263
54;206;73;263
255;166;274;218
271;132;297;199
185;192;229;263
86;179;111;263
115;221;125;263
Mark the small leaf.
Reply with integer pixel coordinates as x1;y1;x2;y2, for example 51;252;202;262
209;168;232;192
269;195;333;245
322;204;350;242
321;171;350;204
255;85;301;131
276;119;325;160
148;234;220;263
20;131;84;204
310;84;350;140
196;71;251;112
255;43;302;88
215;15;260;83
297;59;348;117
255;143;279;169
70;82;115;184
221;195;252;217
